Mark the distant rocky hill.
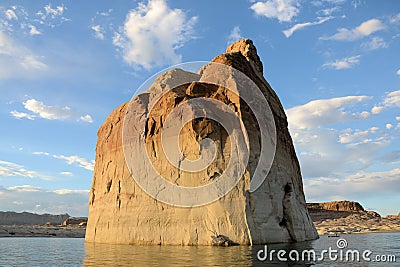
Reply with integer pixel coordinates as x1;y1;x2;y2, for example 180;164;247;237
0;211;70;225
307;201;400;235
307;201;364;212
386;213;400;219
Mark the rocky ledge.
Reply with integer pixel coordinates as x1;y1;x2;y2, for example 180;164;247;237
307;201;400;235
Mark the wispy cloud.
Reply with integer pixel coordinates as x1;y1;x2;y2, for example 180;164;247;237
53;189;89;195
227;26;243;43
0;32;47;79
113;0;197;69
371;90;400;114
8;185;42;192
287;95;371;129
390;13;400;24
283;16;333;38
5;9;18;20
53;155;95;171
0;160;51;180
11;99;93;123
10;110;35;120
28;24;41;35
321;18;385;41
305;168;400;204
250;0;300;22
91;25;105;40
287;90;398;205
361;36;388;51
33;152;94;171
322;55;360;70
1;4;69;36
23;99;73;120
79;115;94;123
317;6;340;16
338;127;379;144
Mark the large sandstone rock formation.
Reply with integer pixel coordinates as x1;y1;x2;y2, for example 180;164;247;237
85;39;318;245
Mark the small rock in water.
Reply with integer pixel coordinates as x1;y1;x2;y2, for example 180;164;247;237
211;235;238;247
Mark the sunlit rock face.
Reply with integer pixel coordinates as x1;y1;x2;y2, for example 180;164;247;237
85;39;318;245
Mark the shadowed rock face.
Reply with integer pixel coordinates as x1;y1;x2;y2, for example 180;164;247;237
85;39;318;245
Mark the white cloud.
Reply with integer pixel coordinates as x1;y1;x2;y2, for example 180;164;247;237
0;32;47;79
32;151;50;156
250;0;300;22
228;26;243;43
5;9;18;20
10;110;35;120
28;24;41;35
292;127;388;179
371;105;384;114
53;189;89;195
0;160;51;180
0;185;89;216
386;124;393;130
60;171;73;176
33;152;94;171
396;116;400;121
283;16;333;38
79;115;94;123
317;6;340;16
113;0;197;69
390;13;400;24
11;99;94;123
40;4;65;20
8;185;41;192
287;93;397;193
305;168;400;201
53;155;95;171
368;90;400;115
322;55;360;70
91;25;105;40
321;19;385;41
371;90;400;112
383;90;400;108
361;37;387;50
287;95;371;129
397;69;400;76
32;151;95;173
338;127;379;144
23;99;73;120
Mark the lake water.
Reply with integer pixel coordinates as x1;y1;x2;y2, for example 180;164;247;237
0;232;398;266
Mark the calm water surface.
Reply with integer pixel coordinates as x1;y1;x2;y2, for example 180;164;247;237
0;232;398;266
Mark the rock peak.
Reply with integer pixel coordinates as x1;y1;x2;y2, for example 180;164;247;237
225;38;263;74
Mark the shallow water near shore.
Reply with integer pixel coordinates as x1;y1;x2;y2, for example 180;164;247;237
0;232;398;266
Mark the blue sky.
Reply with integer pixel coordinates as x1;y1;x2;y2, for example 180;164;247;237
0;0;399;217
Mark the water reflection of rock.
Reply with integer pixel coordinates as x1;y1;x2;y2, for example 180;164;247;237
84;241;316;266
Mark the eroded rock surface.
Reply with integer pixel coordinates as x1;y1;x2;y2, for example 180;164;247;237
85;39;318;245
